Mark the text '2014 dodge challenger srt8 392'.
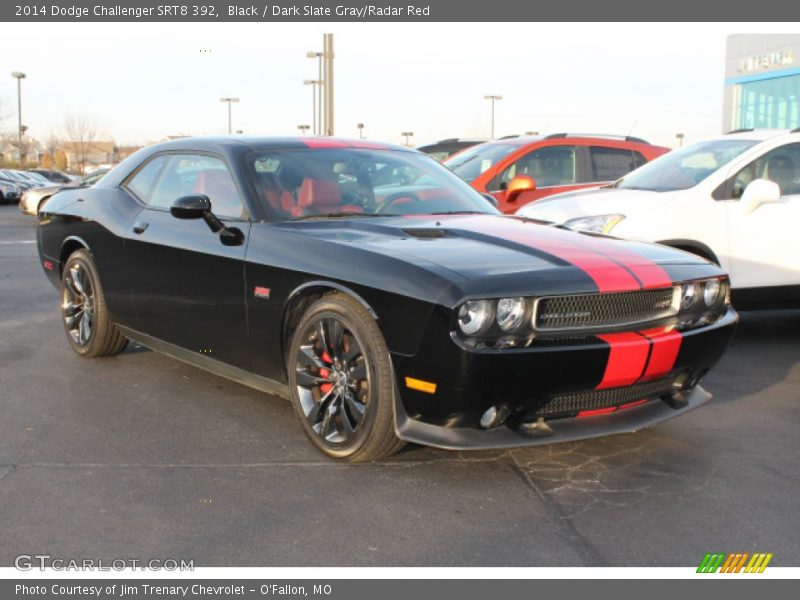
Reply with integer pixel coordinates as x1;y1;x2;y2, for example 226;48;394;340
37;136;738;461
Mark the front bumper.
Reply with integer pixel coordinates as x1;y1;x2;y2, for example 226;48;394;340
396;384;712;450
390;307;737;449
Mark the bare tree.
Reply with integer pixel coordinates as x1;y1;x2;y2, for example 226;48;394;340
43;131;63;167
64;114;98;174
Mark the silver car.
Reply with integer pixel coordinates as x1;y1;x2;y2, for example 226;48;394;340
19;169;108;216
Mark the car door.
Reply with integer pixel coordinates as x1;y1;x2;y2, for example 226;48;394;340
489;144;584;212
122;152;251;366
723;142;800;290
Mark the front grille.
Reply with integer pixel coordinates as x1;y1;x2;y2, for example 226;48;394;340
536;377;677;418
535;287;676;331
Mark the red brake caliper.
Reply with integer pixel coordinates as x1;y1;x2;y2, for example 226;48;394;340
319;351;333;394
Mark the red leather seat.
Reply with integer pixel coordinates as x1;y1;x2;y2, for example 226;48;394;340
291;178;342;217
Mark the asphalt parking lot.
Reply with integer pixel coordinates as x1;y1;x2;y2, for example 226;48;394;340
0;203;798;567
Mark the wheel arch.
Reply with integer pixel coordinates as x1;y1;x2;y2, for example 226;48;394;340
656;238;720;265
59;236;91;275
280;281;379;371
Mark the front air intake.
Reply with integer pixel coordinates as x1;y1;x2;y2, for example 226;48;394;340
403;228;446;238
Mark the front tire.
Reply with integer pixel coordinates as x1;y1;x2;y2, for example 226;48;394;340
61;249;128;357
287;292;405;462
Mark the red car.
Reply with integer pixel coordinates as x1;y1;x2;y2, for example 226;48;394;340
443;134;670;214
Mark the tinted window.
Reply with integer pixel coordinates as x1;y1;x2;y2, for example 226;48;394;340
730;142;800;199
247;148;497;222
498;145;578;188
126;155;169;202
590;147;637;181
133;154;246;219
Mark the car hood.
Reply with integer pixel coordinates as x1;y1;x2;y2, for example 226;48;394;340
279;214;714;298
25;184;62;197
517;187;676;224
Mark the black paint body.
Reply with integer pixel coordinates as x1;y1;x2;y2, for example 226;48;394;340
37;137;738;449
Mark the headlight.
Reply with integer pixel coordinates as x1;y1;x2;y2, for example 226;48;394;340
703;278;721;306
681;282;698;309
563;214;626;234
496;297;526;331
457;300;493;336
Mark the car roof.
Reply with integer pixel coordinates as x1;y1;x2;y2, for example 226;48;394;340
711;128;798;142
147;136;415;154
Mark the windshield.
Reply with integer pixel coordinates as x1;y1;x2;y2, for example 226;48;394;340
246;148;499;222
617;139;759;192
443;142;519;181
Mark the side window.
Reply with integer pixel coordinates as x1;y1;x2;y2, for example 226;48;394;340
632;151;648;169
125;155;169;202
498;145;578;188
146;154;246;219
729;143;800;199
589;146;637;181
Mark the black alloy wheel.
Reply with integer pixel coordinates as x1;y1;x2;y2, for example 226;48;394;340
288;292;404;461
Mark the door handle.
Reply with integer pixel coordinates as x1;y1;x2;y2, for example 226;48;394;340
132;221;149;234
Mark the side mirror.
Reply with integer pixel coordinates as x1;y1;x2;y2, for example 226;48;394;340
481;193;499;208
506;175;536;203
170;194;211;219
741;179;781;213
170;194;244;246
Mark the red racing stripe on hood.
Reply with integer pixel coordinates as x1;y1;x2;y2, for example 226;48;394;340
464;218;643;292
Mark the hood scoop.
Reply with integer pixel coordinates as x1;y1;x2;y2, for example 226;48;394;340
402;228;447;239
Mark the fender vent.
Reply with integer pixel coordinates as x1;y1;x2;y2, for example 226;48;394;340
403;228;446;238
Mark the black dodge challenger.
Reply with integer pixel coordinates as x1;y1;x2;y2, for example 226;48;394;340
37;137;737;461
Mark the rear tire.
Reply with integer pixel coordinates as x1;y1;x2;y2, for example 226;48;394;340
287;292;405;462
61;249;128;358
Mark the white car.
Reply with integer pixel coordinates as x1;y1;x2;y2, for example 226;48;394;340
515;129;800;309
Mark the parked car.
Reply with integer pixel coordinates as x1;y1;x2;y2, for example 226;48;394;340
29;168;75;184
444;133;670;214
0;169;38;192
416;138;486;161
516;129;800;309
19;168;109;216
0;179;22;204
20;171;51;185
38;137;736;461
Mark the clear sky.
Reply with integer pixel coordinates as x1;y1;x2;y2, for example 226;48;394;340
1;22;796;148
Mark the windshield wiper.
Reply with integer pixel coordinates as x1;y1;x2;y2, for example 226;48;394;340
290;212;392;221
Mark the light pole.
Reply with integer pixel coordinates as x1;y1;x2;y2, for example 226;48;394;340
676;133;685;147
297;124;310;135
220;97;239;134
484;94;503;139
307;51;324;135
401;131;414;147
357;123;365;139
11;71;26;163
303;80;320;135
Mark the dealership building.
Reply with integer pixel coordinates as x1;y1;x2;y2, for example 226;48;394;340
723;34;800;132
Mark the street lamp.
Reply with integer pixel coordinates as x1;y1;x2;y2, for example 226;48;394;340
303;80;321;135
307;51;324;135
357;123;365;139
401;131;414;147
11;71;26;163
676;133;685;147
297;124;310;135
220;97;239;134
484;95;503;139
